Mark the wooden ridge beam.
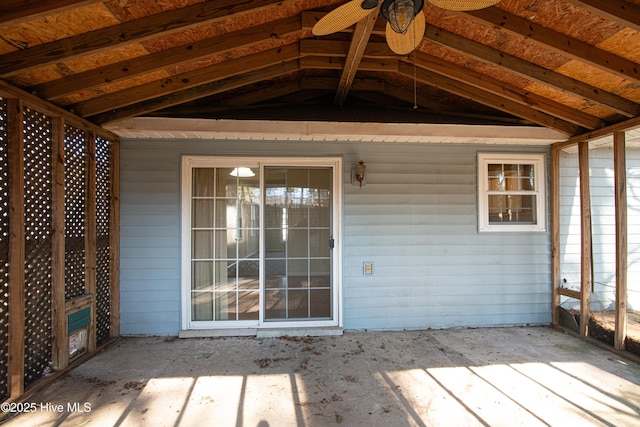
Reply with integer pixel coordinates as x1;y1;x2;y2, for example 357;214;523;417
563;0;640;32
33;16;303;101
335;3;381;106
0;0;286;76
300;56;398;71
72;44;300;117
461;7;640;85
300;39;396;58
398;61;581;135
423;25;640;118
89;60;301;124
410;52;606;130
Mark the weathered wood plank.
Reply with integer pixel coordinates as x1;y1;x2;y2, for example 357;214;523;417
563;0;640;32
50;117;67;370
109;139;120;338
0;0;103;27
0;0;286;76
578;141;592;337
398;61;581;135
613;131;627;350
7;98;25;399
411;53;605;130
85;130;97;353
551;143;561;326
462;7;640;85
73;44;300;117
423;25;640;118
90;60;301;124
34;16;303;100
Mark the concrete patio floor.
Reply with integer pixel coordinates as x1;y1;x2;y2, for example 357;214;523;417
2;326;640;426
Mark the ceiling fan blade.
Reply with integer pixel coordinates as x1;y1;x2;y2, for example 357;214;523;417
428;0;500;11
386;10;426;55
312;0;377;36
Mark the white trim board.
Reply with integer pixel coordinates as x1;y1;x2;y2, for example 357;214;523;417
105;117;566;145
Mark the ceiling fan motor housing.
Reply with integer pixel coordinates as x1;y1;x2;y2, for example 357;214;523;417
380;0;425;34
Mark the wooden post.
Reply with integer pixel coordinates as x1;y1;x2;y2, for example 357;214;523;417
551;147;561;326
7;98;25;398
85;130;97;352
613;131;628;350
578;141;592;337
51;117;68;370
110;140;120;338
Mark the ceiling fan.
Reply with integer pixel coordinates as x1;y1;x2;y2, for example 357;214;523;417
312;0;501;55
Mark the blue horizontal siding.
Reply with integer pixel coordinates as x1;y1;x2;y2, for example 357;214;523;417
120;138;553;335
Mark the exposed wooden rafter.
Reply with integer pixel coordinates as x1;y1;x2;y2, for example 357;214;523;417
563;0;640;32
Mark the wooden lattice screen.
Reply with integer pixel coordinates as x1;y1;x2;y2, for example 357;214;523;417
22;107;53;388
0;90;119;402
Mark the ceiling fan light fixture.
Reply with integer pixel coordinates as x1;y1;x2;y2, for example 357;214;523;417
360;0;380;9
381;0;424;34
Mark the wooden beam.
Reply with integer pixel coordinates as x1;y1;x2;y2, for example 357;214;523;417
85;130;97;353
398;61;582;135
0;0;286;76
300;39;396;58
33;16;303;100
72;44;301;117
0;0;103;27
50;117;67;370
299;56;398;71
578;141;592;337
90;60;301;124
335;4;381;105
551;141;561;326
7;98;25;399
410;53;605;130
423;25;640;118
563;0;640;32
109;139;120;339
462;7;640;85
613;131;628;350
553;116;640;151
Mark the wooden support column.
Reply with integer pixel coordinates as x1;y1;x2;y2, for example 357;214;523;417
613;131;628;350
51;117;68;370
551;147;561;326
85;130;97;352
578;141;592;337
110;140;120;338
7;98;25;399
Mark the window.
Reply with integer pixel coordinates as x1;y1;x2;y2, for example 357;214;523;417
478;153;546;232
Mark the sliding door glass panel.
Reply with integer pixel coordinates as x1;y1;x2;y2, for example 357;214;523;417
264;167;332;321
190;167;259;322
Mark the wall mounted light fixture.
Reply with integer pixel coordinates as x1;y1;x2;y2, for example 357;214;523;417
352;160;366;187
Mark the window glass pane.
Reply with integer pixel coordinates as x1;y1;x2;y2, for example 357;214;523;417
310;228;330;257
192;261;213;290
488;195;537;224
310;289;331;318
192;230;213;259
488;164;505;190
192;292;213;321
214;291;235;321
288;290;309;318
521;164;535;190
238;291;259;320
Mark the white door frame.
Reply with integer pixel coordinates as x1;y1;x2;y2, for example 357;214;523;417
180;156;343;331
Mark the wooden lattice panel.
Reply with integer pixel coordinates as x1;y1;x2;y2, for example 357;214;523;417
22;107;52;387
64;124;86;301
95;137;110;343
0;98;9;401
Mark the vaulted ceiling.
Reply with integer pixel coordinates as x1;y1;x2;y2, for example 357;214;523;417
1;0;639;139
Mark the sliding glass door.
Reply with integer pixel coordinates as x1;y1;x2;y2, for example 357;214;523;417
182;157;341;330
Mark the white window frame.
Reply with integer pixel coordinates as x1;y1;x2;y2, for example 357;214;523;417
478;153;547;233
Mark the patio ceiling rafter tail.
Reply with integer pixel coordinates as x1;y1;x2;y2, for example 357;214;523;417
72;43;301;117
397;61;583;135
0;0;288;76
33;15;304;100
461;7;640;85
89;59;301;124
423;25;640;118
